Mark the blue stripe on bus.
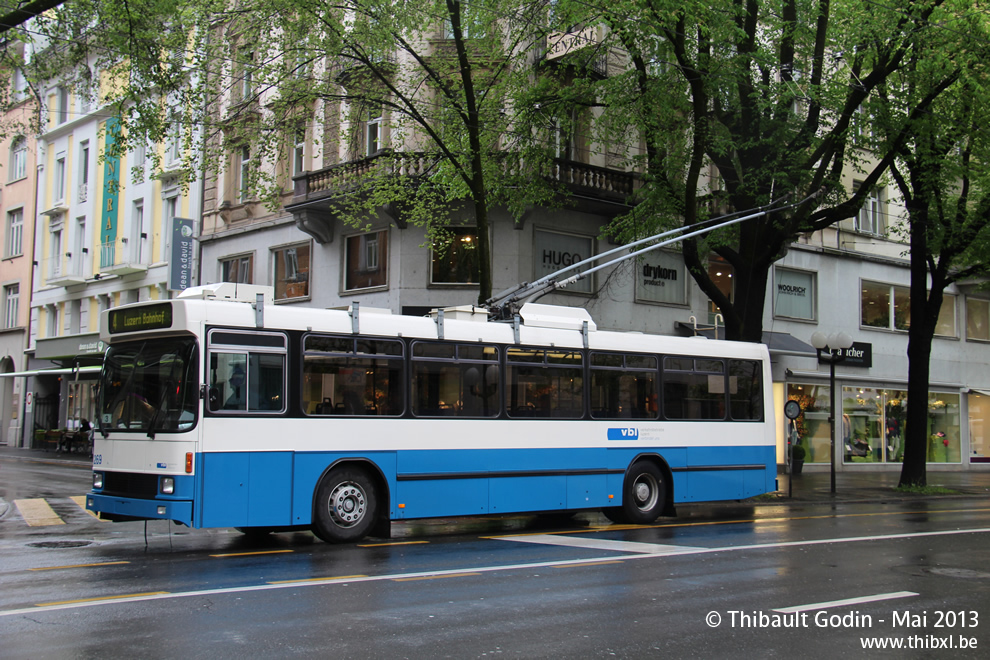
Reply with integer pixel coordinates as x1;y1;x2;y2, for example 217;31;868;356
189;445;774;529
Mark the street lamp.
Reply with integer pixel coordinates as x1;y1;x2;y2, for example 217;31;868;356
810;331;854;494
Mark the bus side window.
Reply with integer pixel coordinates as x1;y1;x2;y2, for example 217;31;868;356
210;353;248;411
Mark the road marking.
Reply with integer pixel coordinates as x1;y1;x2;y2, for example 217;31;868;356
2;527;988;618
29;562;130;572
773;591;919;613
358;540;430;548
268;575;368;585
14;499;64;526
552;561;625;568
498;534;705;555
37;592;170;607
209;550;294;558
69;495;104;520
393;572;482;582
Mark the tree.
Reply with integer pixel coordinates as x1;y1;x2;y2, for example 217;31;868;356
871;15;990;486
26;0;562;304
546;0;961;342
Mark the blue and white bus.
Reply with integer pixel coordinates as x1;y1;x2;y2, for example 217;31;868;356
87;283;775;543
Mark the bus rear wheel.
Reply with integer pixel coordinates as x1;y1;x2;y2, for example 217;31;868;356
603;461;666;525
313;466;378;543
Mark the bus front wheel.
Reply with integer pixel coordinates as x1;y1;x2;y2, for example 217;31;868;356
603;461;666;525
313;466;378;543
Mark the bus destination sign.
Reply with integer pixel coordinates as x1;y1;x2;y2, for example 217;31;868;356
109;303;173;334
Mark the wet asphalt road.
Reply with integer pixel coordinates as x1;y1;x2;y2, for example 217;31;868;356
1;456;989;658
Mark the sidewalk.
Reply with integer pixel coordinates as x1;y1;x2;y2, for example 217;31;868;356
2;445;989;503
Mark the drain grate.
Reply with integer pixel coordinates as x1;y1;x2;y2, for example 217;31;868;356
27;540;93;549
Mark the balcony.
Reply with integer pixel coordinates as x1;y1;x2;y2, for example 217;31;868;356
100;238;150;276
286;151;639;243
44;253;89;286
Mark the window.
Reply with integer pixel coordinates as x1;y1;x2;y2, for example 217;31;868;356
55;86;69;124
431;227;480;285
533;229;593;294
728;360;763;421
854;182;883;235
292;126;306;176
238;146;251;202
208;330;287;414
78;141;90;202
221;254;253;283
5;209;23;258
662;357;726;420
935;295;957;338
54;152;67;203
366;108;382;156
46;303;61;337
505;347;584;419
130;202;147;264
272;243;310;300
589;353;658;419
861;281;910;330
707;255;734;324
240;50;254;100
302;335;404;416
774;267;816;321
411;342;499;417
166;125;182;165
966;298;990;342
9;137;27;181
3;284;19;329
49;222;63;279
131;143;146;183
344;230;388;291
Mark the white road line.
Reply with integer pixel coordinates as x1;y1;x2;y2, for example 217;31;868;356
773;591;919;613
498;534;705;555
2;526;988;618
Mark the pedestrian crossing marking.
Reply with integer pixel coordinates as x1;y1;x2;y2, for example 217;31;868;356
496;534;705;555
14;499;65;527
69;495;104;520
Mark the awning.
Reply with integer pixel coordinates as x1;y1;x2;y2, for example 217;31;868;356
967;389;990;397
674;322;817;357
0;366;102;378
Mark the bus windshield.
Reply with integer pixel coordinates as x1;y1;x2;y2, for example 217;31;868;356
99;338;199;435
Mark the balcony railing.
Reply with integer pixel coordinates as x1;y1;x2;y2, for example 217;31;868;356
292;152;637;204
100;238;150;275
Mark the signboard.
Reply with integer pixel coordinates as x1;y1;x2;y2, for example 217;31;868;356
636;250;687;305
818;342;872;368
534;229;593;294
169;216;195;291
108;303;173;334
100;117;121;269
775;268;815;320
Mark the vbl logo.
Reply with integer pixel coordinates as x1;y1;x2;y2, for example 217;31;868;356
607;427;639;441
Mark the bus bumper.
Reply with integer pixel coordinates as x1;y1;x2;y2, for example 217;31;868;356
87;493;193;526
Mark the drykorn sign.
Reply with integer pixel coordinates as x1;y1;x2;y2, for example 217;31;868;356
637;251;687;305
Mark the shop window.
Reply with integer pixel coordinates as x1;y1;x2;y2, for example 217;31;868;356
935;295;956;337
785;383;833;464
272;243;310;301
966;297;989;342
431;227;480;285
774;267;816;321
344;230;388;291
967;392;990;462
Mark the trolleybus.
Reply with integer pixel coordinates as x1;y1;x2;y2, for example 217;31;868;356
87;283;775;542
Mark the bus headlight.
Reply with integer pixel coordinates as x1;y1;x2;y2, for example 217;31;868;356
93;472;104;489
161;477;175;495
